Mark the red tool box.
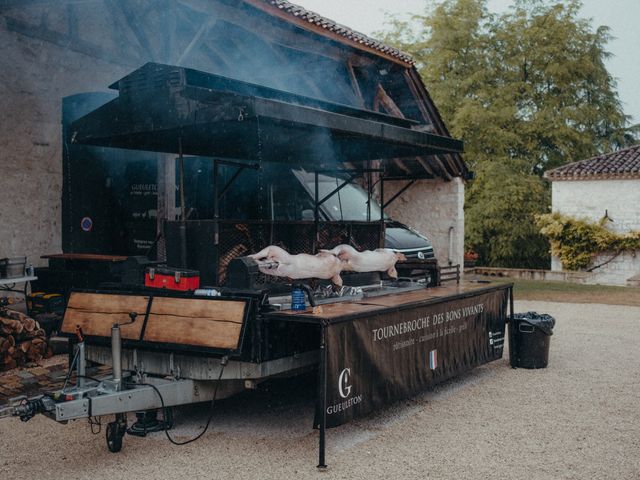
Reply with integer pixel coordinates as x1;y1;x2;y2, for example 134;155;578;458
144;267;200;291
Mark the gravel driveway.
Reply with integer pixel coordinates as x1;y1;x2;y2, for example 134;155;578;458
1;300;638;479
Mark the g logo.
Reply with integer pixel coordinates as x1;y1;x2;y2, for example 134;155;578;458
338;368;352;398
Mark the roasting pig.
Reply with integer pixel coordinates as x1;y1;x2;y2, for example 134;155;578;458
322;245;406;279
249;246;344;286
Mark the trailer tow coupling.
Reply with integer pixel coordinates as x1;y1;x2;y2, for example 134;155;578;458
0;315;233;453
0;394;57;422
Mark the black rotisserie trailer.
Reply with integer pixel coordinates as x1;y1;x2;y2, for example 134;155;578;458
1;63;513;467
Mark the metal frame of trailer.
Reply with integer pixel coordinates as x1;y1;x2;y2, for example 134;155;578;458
2;281;513;468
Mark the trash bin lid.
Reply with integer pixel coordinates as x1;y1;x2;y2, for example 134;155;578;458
513;312;555;335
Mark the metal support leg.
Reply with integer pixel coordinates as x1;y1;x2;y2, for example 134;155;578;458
379;177;385;247
178;137;188;269
317;325;327;469
111;324;123;391
212;159;220;284
314;171;319;254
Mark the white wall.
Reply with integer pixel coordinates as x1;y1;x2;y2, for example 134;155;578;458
551;179;640;233
384;177;465;268
551;178;640;285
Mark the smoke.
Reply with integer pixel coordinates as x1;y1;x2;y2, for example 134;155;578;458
0;0;414;261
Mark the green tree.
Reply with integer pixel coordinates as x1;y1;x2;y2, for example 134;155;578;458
379;0;634;268
466;162;550;267
491;0;631;172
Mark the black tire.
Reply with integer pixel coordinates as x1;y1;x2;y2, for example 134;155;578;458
106;422;124;453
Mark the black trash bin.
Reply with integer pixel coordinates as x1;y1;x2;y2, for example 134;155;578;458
509;312;555;369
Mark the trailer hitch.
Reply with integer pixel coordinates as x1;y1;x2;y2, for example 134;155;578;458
0;395;57;422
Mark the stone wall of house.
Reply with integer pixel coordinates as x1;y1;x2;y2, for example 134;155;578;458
551;178;640;285
0;26;129;266
551;178;640;232
585;252;640;286
385;177;465;268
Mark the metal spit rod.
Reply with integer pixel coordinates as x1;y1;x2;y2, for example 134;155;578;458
256;261;279;270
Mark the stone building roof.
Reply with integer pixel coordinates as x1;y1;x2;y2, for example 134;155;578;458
255;0;415;64
545;145;640;180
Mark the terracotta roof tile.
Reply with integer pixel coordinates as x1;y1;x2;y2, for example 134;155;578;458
545;145;640;180
262;0;415;64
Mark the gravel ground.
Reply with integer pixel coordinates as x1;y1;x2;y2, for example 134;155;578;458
1;300;639;480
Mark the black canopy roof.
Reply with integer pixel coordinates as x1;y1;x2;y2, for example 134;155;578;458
70;63;463;174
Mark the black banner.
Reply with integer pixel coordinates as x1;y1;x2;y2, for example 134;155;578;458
321;287;509;427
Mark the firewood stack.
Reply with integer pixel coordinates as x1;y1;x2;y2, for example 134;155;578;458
0;307;53;371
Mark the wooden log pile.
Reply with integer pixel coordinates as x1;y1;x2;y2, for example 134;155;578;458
1;308;53;371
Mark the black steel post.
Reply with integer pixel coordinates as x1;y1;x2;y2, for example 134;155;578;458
317;324;327;469
178;137;188;269
383;179;416;210
366;160;372;222
316;174;358;207
217;165;245;200
212;159;220;284
314;171;319;253
379;176;385;248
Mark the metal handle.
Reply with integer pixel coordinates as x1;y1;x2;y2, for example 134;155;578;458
519;323;535;333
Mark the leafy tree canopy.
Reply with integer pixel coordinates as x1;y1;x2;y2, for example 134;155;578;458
465;161;550;267
378;0;635;268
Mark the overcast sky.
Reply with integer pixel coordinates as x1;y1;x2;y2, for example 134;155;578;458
294;0;640;125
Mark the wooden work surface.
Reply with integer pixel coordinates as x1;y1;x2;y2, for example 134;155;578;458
61;291;249;352
42;253;128;262
279;301;389;320
61;292;149;339
144;296;247;350
267;281;510;322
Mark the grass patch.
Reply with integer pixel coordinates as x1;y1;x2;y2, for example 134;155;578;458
485;277;640;306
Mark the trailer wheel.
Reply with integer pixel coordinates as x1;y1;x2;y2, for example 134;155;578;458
106;421;125;453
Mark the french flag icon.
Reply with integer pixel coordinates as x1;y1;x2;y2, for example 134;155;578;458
429;349;438;370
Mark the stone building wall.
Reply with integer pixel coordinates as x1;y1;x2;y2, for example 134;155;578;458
551;178;640;285
0;26;128;266
385;177;465;268
551;179;640;233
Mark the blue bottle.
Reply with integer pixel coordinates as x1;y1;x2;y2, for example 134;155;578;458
291;284;307;311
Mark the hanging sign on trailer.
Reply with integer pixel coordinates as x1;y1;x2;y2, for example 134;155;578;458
319;286;509;427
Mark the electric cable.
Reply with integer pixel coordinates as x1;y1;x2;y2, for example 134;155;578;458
60;334;227;446
61;346;80;393
89;416;102;434
124;355;228;446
